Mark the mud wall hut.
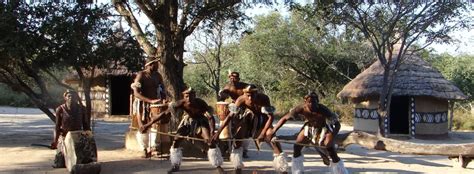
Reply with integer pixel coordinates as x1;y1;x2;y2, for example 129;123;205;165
64;67;134;118
337;53;467;138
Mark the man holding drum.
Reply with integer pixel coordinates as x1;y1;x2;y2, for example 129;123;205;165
213;85;289;174
131;58;167;158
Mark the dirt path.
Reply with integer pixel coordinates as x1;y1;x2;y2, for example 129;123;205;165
0;106;473;174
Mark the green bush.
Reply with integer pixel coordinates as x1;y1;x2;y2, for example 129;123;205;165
0;84;35;107
452;109;474;130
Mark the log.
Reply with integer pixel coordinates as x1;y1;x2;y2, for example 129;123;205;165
335;131;474;157
64;131;98;172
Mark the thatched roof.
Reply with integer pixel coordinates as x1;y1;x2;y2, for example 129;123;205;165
64;66;134;84
337;53;468;100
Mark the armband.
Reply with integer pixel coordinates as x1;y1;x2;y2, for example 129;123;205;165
130;82;141;89
228;103;241;114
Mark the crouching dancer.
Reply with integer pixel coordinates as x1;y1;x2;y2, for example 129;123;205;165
272;92;348;174
213;85;288;173
141;87;224;173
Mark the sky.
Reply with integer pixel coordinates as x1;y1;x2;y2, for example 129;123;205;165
244;2;474;56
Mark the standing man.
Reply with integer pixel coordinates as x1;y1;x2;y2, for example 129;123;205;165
218;71;249;102
272;92;348;174
131;58;167;158
141;88;224;173
51;90;93;168
218;71;251;158
213;85;289;174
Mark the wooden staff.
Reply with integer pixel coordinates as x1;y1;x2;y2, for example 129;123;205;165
131;127;328;149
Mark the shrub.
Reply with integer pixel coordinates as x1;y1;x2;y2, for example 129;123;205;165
452;109;474;130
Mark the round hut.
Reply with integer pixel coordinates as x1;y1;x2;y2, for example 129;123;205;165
337;53;468;138
64;66;134;118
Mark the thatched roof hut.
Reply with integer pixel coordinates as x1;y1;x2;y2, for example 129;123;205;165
337;53;467;138
64;66;135;118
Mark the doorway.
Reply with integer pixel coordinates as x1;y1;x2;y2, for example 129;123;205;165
389;96;409;134
110;75;132;115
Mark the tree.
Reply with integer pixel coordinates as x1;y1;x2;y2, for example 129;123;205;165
430;54;474;114
0;2;143;122
43;3;144;120
238;11;371;98
187;16;243;100
330;1;471;136
112;0;247;128
113;0;245;101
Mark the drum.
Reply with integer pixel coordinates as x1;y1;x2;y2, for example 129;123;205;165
150;103;169;124
216;102;230;121
64;131;98;172
150;103;171;152
216;102;231;139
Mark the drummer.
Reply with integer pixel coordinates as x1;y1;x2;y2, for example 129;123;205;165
217;71;252;158
218;71;249;102
130;58;167;158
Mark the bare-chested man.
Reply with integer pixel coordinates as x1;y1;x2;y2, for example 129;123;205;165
218;71;249;102
272;92;348;174
141;88;224;173
218;71;251;158
131;58;167;158
213;85;289;173
51;90;91;168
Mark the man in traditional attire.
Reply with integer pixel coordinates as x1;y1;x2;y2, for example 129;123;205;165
131;58;167;158
51;90;93;168
272;92;348;174
217;71;251;158
214;85;289;174
141;88;224;173
218;71;249;102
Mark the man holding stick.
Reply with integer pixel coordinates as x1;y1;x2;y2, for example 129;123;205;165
272;92;348;174
141;87;224;173
213;85;288;173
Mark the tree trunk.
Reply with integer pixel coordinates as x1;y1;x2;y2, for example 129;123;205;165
155;35;186;131
336;131;474;157
377;66;391;137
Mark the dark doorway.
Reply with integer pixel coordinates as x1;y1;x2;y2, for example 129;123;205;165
110;75;132;115
389;96;409;134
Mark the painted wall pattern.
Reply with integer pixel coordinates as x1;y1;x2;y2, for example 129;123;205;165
354;108;379;120
413;111;448;124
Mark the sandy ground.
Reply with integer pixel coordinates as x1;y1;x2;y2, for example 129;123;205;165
0;106;473;174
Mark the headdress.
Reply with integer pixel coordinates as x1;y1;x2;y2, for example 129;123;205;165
243;85;258;93
228;70;240;78
182;87;195;94
304;91;319;100
63;89;77;97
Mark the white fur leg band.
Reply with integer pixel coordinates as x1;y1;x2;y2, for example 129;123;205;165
208;148;224;167
230;147;244;169
170;148;183;167
330;160;349;174
273;152;289;173
292;155;304;174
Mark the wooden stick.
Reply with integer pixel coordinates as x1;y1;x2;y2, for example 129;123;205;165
131;127;327;148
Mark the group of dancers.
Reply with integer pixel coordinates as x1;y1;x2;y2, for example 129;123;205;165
131;59;349;174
